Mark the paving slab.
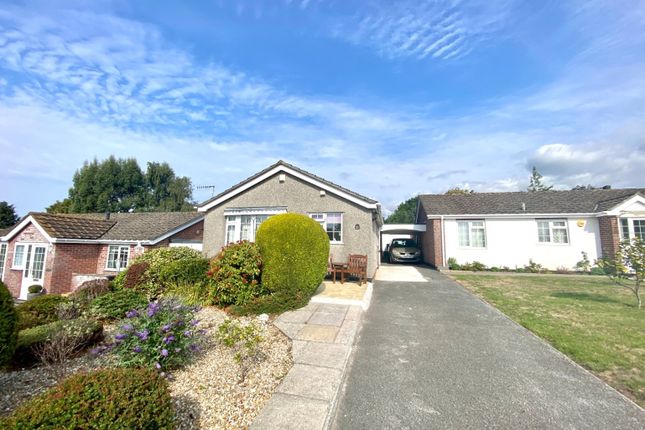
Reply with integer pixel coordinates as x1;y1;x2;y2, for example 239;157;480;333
274;321;304;339
334;319;359;345
332;269;645;429
296;324;339;342
279;310;314;324
292;340;350;369
277;364;343;401
251;393;329;430
308;311;346;327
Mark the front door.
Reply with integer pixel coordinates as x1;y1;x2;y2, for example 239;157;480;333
19;244;47;300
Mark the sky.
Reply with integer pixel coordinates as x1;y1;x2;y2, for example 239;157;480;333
1;0;644;216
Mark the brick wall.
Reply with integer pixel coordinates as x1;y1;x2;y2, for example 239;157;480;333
598;216;620;258
49;243;101;294
418;204;444;268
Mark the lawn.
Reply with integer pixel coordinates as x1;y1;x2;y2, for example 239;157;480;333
451;273;645;407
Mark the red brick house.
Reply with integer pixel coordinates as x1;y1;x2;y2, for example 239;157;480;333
417;189;645;270
0;212;203;299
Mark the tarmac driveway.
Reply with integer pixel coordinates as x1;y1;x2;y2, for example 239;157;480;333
332;268;645;429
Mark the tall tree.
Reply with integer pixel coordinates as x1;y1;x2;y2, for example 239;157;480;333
0;201;19;228
50;157;194;213
527;166;553;192
445;187;474;195
385;197;418;224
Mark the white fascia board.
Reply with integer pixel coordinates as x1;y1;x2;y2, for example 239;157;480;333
2;215;55;243
381;223;427;232
51;238;150;245
600;194;645;216
149;216;204;245
197;166;379;212
427;213;598;219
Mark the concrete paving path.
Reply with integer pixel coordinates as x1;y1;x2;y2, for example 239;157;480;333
252;302;363;430
332;268;645;429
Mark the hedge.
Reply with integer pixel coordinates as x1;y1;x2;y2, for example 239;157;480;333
16;294;69;331
89;289;148;321
0;281;18;367
252;213;329;313
1;368;174;429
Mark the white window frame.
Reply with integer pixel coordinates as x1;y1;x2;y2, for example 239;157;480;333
309;212;344;244
457;220;486;248
536;219;570;245
620;218;645;240
12;243;26;269
224;214;270;245
0;243;7;281
106;245;130;271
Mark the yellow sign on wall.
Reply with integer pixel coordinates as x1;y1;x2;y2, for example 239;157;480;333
576;219;585;228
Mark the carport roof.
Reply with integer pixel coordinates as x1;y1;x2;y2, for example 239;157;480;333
418;188;645;216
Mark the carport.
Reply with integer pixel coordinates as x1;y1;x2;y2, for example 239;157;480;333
380;223;426;262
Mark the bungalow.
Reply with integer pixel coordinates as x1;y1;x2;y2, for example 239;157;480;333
0;212;203;299
417;188;645;270
198;160;383;278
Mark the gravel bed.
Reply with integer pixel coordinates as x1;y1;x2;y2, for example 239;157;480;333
1;308;293;429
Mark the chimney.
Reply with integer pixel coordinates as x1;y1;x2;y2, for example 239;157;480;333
521;202;526;212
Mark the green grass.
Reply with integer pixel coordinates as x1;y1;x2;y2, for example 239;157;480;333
451;273;645;407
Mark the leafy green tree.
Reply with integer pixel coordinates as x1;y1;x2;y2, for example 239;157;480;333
597;238;644;309
0;201;19;228
445;187;474;195
385;197;418;224
51;157;194;213
527;166;553;192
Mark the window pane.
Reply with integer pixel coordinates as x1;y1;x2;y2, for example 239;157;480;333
13;244;25;267
118;247;129;269
240;216;252;241
0;243;7;279
107;246;119;269
552;228;568;244
634;220;645;240
471;228;486;247
537;221;550;242
226;224;236;244
620;218;630;239
458;222;470;247
31;247;46;279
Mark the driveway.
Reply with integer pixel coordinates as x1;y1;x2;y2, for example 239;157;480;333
332;267;645;429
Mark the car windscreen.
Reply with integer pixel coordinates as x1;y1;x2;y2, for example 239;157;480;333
390;239;418;248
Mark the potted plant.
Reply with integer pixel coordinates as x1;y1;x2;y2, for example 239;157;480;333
27;284;44;300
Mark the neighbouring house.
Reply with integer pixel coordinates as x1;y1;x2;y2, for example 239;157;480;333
417;188;645;270
0;212;203;299
198;160;383;278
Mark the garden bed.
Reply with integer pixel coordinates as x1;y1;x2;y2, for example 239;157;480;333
1;306;293;428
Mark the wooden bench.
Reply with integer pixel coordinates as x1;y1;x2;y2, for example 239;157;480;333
333;254;368;285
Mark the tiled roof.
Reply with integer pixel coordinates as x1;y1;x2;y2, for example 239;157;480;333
418;188;645;216
10;212;202;242
198;160;378;208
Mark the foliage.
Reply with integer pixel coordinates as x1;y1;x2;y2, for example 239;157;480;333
571;184;611;190
70;278;111;308
15;318;103;364
1;368;175;429
50;156;193;213
576;251;591;272
216;318;264;381
590;266;605;276
445;187;474;195
0;281;18;367
129;247;209;297
453;273;645;406
460;261;487;271
384;196;418;224
447;257;460;270
27;284;43;294
123;261;150;290
597;238;644;309
527;166;553;192
163;280;211;306
524;259;546;273
89;289;148;321
206;241;265;307
254;213;330;314
16;294;69;331
0;201;19;228
107;298;204;372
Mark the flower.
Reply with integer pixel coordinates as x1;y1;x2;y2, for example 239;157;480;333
136;329;149;341
125;309;139;318
189;344;200;352
121;323;134;332
163;335;175;344
133;346;142;353
115;333;128;341
155;362;161;369
161;324;171;332
161;349;169;357
190;319;199;327
147;302;161;317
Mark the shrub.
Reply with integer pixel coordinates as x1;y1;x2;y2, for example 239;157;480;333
164;280;210;306
470;261;487;272
1;368;174;429
111;270;127;290
524;259;545;273
576;251;591;273
28;284;43;294
108;298;204;372
489;266;501;272
206;241;265;307
123;261;150;290
70;278;111;310
590;266;605;276
555;266;572;274
0;281;18;367
15;318;103;364
447;257;460;270
216;318;264;381
89;289;148;321
254;213;329;313
16;294;69;331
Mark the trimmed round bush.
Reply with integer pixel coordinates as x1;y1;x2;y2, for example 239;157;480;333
253;213;329;313
71;278;111;308
89;289;148;321
1;368;174;429
0;280;19;367
16;294;69;331
207;241;265;307
27;284;43;294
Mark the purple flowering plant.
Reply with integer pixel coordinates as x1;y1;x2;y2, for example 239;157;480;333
109;298;204;371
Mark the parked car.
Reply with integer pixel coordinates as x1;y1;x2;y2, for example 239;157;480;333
388;238;421;263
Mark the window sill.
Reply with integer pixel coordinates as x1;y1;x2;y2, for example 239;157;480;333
330;242;344;245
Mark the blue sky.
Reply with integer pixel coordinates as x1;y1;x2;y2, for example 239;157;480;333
1;0;644;216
